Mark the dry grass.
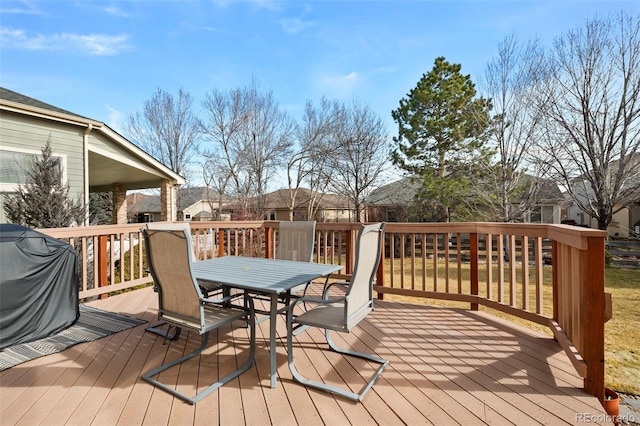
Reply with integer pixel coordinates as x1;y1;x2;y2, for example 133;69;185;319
602;268;640;394
380;258;640;395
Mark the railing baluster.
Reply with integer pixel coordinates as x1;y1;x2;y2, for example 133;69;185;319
522;235;530;310
457;232;462;294
509;234;517;306
486;233;493;300
410;233;416;291
470;232;478;311
389;231;396;288
497;234;505;303
399;233;406;290
442;233;448;292
421;233;427;291
431;234;438;291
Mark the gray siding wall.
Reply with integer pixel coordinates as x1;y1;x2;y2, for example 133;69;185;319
0;111;86;223
88;130;157;172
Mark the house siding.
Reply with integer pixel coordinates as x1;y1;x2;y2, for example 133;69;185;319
88;131;135;160
0;111;85;223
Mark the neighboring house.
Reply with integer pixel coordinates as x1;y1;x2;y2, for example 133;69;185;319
128;186;229;223
565;155;640;237
237;188;356;222
366;177;422;222
366;175;565;224
0;87;185;225
514;175;565;224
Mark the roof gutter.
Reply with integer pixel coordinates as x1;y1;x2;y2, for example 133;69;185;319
0;99;103;129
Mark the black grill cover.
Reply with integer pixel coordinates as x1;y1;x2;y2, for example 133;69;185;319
0;224;79;350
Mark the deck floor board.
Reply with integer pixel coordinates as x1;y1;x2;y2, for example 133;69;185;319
0;286;611;425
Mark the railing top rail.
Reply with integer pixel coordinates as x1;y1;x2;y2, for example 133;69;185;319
37;223;148;238
38;221;607;250
380;222;607;249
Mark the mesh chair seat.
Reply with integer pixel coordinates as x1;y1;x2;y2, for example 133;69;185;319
161;303;247;332
292;302;347;330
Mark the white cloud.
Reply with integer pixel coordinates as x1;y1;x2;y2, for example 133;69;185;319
0;27;131;55
106;105;125;133
317;71;360;98
102;5;131;18
374;66;399;75
198;25;227;33
0;1;42;15
249;0;281;12
280;18;314;35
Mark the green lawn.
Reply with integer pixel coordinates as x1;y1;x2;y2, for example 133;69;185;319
382;260;640;395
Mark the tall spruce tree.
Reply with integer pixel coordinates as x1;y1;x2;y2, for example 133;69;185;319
3;140;86;228
392;57;492;222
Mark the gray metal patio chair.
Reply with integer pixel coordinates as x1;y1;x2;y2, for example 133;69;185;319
286;222;388;402
144;222;221;340
141;227;255;405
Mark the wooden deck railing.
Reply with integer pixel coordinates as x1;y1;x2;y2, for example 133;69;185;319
38;221;608;403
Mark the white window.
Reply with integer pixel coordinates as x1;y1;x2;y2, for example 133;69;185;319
184;213;192;220
530;205;555;224
0;147;67;192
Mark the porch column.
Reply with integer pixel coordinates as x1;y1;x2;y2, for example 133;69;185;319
160;179;177;222
112;183;127;224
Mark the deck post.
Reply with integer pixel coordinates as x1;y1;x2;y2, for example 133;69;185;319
265;226;274;259
345;229;354;275
377;230;386;300
470;232;479;311
582;235;606;403
217;229;225;257
98;235;108;299
552;240;559;321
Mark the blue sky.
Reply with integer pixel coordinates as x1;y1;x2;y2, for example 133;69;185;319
1;0;638;139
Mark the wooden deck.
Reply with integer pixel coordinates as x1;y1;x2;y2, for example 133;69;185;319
1;286;611;425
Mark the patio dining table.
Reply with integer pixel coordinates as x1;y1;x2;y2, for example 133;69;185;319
192;256;342;388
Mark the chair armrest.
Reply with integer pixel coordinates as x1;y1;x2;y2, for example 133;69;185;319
295;295;346;307
325;281;349;289
322;281;349;298
200;293;243;306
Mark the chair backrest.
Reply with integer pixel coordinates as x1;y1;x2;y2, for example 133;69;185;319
143;227;203;329
146;222;195;256
146;221;191;232
345;222;385;328
276;221;316;262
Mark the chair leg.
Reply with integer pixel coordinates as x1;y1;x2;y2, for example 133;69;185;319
286;309;388;402
145;322;182;341
142;316;256;405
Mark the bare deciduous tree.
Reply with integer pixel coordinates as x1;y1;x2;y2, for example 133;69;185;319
200;80;294;219
535;12;640;230
242;81;295;216
200;87;250;217
479;35;548;222
125;87;199;180
330;97;389;222
286;97;341;221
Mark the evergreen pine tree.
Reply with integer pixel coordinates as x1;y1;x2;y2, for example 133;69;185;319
3;139;86;228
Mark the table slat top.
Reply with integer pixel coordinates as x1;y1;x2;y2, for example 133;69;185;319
192;256;342;294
